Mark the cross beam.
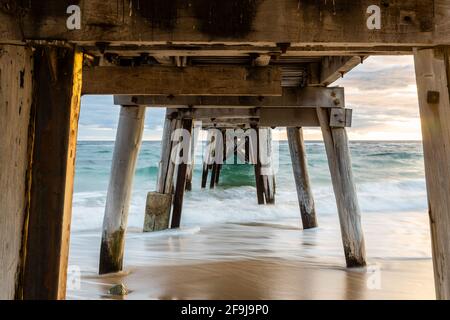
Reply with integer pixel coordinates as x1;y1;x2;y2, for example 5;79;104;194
1;1;446;47
164;107;353;128
114;87;344;109
83;65;282;96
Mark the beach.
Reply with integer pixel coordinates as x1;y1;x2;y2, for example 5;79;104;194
68;214;434;300
67;141;434;300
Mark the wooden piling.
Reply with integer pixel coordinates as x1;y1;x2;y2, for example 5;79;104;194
201;165;209;188
261;129;276;205
22;47;83;299
215;164;222;185
0;45;33;300
287;127;318;229
171;118;193;228
317;107;366;268
210;164;217;189
99;106;146;275
201;131;212;188
144;114;180;232
414;47;450;299
185;121;198;191
254;128;266;205
245;136;250;164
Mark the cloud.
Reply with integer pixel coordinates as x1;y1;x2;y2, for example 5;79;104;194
79;96;167;140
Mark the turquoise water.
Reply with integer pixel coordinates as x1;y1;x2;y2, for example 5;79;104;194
72;141;427;232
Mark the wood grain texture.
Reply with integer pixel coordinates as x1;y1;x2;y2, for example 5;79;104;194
414;47;450;300
171;118;193;229
143;192;172;232
144;113;180;232
100;106;145;274
260;128;275;205
185;121;198;191
319;56;363;86
2;0;443;46
254;127;265;205
287;127;317;229
83;66;281;96
0;45;33;300
23;47;83;300
317;107;366;268
114;87;345;108
435;0;450;44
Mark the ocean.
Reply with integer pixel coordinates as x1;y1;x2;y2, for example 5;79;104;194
73;140;428;231
68;140;435;299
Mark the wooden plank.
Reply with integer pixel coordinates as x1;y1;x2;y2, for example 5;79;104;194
78;44;421;57
0;45;33;300
3;0;442;46
198;107;353;128
74;43;423;57
259;108;319;127
175;108;260;120
171;118;193;229
99;106;145;275
114;87;345;108
435;0;450;44
287;127;318;229
319;56;364;86
83;65;281;96
0;11;23;44
23;46;83;300
413;47;450;300
317;107;366;268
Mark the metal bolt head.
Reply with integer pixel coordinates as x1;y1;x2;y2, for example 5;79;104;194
427;91;440;104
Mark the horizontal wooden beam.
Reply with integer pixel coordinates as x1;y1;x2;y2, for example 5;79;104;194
76;44;425;57
259;108;319;127
1;0;446;47
172;108;260;120
171;107;353;128
319;56;365;86
82;65;281;96
114;87;344;108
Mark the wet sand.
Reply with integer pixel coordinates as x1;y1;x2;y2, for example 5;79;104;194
70;258;434;300
67;212;435;300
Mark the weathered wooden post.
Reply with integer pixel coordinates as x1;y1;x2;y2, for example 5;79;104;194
143;112;180;232
317;107;366;268
210;164;218;189
185;121;199;191
0;45;33;300
287;127;318;229
21;46;83;299
260;128;276;204
254;127;266;205
99;106;146;275
414;47;450;300
201;130;212;188
171;118;193;228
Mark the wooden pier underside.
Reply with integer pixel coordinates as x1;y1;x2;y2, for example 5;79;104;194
1;0;450;301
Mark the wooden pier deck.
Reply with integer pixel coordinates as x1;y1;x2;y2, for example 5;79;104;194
1;0;450;300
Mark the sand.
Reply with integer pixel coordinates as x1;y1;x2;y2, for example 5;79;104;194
67;212;435;300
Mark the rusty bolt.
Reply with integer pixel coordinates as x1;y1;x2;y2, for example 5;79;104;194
427;91;440;104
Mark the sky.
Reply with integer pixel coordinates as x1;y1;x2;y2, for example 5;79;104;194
78;56;421;141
